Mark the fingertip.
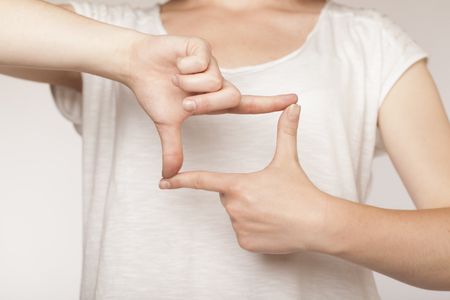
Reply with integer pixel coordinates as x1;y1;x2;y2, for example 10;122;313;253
177;56;208;74
162;166;179;179
162;157;182;179
284;93;299;103
182;98;197;112
159;179;171;189
287;103;300;121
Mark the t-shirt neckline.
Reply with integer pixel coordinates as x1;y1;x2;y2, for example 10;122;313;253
155;0;332;75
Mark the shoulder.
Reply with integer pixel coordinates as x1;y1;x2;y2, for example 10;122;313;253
327;1;392;27
326;1;412;44
62;1;160;29
324;1;427;63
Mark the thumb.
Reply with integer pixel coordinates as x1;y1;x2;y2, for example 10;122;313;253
272;104;301;166
156;123;183;178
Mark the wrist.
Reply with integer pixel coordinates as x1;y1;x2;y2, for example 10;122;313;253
305;193;357;255
81;26;148;85
102;29;148;85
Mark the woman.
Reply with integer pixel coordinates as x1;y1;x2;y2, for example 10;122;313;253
1;0;449;299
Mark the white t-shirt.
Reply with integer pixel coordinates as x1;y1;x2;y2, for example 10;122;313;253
52;1;428;299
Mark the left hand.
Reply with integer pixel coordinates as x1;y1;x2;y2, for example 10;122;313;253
159;104;332;254
126;35;298;178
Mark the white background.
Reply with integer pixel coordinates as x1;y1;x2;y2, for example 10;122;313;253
0;0;449;299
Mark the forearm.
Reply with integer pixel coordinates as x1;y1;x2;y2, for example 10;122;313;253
0;0;142;83
0;66;81;90
318;195;450;290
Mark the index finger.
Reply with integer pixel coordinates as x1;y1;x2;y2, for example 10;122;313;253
209;94;298;115
159;171;234;193
228;94;298;114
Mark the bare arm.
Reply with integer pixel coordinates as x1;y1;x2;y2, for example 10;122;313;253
0;0;298;177
0;4;80;90
325;59;450;290
0;65;81;90
326;196;450;290
161;59;450;290
0;1;133;88
379;60;450;209
0;3;81;90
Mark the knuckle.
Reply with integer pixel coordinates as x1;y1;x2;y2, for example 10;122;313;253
237;236;255;252
196;37;211;51
228;87;241;105
282;126;297;137
197;59;209;71
191;37;211;68
195;96;208;112
225;202;242;218
230;219;240;230
227;181;243;195
193;175;204;189
228;178;250;197
190;37;204;47
245;98;257;113
207;76;223;91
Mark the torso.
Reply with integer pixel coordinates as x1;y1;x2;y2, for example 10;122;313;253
160;0;327;69
60;1;429;298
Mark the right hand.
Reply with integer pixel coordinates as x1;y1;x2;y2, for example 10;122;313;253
123;34;298;178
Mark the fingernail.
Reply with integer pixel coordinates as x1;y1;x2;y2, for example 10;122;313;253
183;99;197;112
287;104;300;121
159;180;171;189
283;93;298;101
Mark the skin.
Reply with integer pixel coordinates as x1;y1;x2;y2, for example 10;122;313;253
0;0;298;178
161;0;326;69
1;0;449;292
158;0;450;291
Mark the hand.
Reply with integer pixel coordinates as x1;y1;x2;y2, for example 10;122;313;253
0;1;295;179
159;104;332;254
123;34;298;178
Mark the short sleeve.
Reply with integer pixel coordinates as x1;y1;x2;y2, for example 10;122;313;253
49;1;138;135
370;12;428;155
51;84;83;135
377;13;429;109
67;1;137;25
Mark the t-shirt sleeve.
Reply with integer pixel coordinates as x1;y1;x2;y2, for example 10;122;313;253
376;13;428;108
51;84;83;135
49;1;137;135
67;1;137;24
371;11;428;155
